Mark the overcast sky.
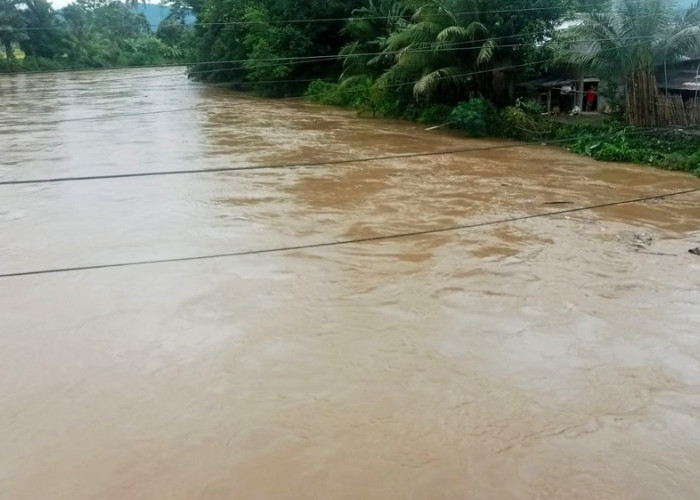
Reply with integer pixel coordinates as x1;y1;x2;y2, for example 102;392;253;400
51;0;74;8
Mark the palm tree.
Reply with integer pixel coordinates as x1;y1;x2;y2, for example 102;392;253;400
380;0;494;101
340;0;410;80
0;0;27;60
376;0;569;104
20;0;70;59
568;0;700;126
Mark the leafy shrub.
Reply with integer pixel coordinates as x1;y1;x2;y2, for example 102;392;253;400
342;77;375;110
553;121;700;176
369;75;419;119
656;153;689;170
0;59;24;73
124;37;175;66
417;104;453;125
594;143;630;161
19;57;65;71
451;98;497;137
499;99;552;140
305;77;378;112
656;150;700;174
690;151;700;172
305;80;341;105
306;80;355;107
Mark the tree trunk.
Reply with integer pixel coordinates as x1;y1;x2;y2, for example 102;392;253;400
576;75;584;111
490;69;509;107
3;41;13;60
625;67;657;127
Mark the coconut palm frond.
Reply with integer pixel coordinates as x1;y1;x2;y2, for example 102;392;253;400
683;2;700;23
339;40;361;58
374;63;419;95
339;74;371;90
462;21;488;39
660;25;700;64
413;66;466;97
396;48;440;72
571;12;620;46
436;25;473;41
476;37;496;66
386;21;442;50
438;5;459;27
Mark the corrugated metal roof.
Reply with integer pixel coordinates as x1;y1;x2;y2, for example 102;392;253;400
658;64;700;91
518;74;600;89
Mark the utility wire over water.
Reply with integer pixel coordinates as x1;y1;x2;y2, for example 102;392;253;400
0;141;577;185
1;188;697;278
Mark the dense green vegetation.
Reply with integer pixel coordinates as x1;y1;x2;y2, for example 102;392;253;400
0;0;194;71
188;0;699;115
189;0;592;97
187;0;367;95
559;123;700;175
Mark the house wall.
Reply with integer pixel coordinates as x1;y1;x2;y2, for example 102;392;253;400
596;80;609;111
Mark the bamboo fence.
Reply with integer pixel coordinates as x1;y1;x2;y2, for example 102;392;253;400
656;94;700;126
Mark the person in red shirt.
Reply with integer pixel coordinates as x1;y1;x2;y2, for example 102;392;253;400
586;87;596;111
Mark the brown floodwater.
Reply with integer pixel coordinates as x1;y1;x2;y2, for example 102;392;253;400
1;67;700;499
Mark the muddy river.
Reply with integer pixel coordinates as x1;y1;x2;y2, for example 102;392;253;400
1;67;700;499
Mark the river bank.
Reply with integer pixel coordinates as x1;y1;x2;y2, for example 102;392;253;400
304;80;700;177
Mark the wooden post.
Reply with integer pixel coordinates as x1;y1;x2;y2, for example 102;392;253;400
547;89;552;113
576;76;585;111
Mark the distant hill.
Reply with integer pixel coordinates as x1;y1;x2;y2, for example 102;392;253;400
677;0;698;11
132;4;195;31
133;4;171;31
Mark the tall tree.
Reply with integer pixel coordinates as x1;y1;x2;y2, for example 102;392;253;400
19;0;70;58
0;0;27;59
340;0;410;79
191;0;365;94
374;0;575;104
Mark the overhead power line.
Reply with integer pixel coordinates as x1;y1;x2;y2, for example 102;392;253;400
3;30;550;78
202;36;682;98
0;140;576;186
1;188;697;279
2;36;659;126
15;1;665;32
183;36;657;79
4;10;664;78
7;106;202;127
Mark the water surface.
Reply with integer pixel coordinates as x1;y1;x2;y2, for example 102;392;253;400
1;67;700;499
